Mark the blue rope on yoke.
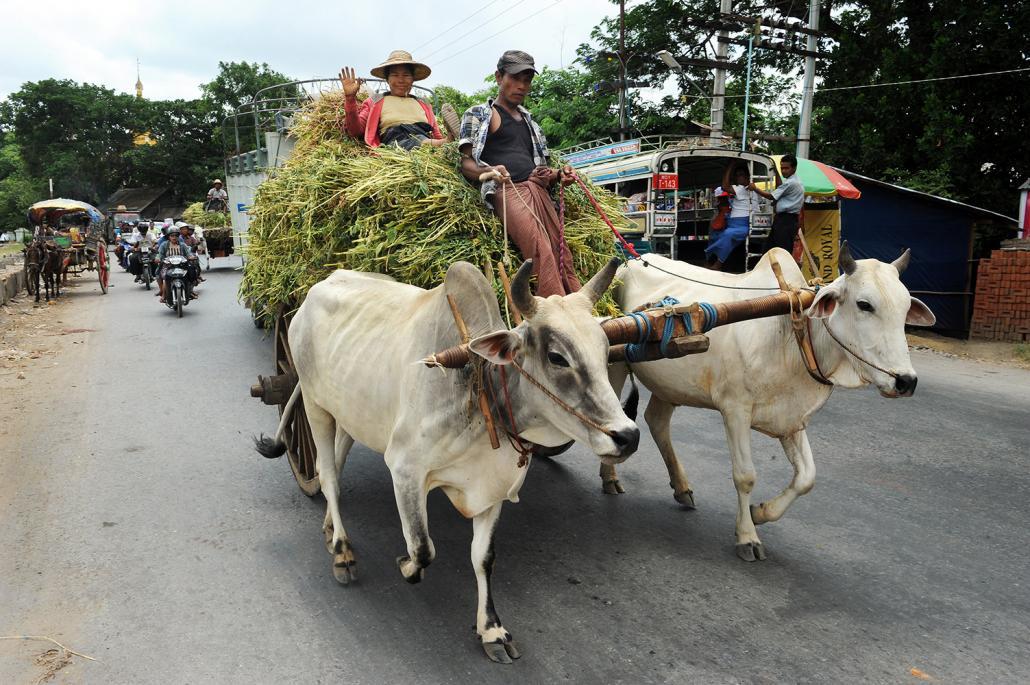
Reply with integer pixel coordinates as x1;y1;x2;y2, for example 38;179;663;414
624;297;720;363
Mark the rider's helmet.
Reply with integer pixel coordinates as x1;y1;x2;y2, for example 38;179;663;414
168;226;181;237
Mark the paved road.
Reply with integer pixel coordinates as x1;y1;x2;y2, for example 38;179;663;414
1;264;1028;683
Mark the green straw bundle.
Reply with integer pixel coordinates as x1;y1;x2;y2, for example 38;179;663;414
240;90;630;322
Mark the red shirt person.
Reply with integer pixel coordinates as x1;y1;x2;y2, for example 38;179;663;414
340;50;446;150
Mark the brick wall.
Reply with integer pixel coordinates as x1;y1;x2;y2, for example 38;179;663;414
971;249;1030;342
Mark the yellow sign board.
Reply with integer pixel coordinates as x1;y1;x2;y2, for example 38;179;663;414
801;209;840;282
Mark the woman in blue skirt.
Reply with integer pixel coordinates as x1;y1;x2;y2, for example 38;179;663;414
706;165;759;270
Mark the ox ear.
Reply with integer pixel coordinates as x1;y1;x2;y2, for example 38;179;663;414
806;283;841;319
469;329;523;366
906;297;936;327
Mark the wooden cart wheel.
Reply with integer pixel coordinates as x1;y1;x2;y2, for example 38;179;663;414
96;243;109;294
274;311;321;497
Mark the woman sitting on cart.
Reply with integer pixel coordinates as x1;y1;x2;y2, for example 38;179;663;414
339;50;448;150
705;164;760;271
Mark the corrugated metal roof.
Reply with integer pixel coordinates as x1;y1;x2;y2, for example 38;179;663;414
102;187;170;213
834;168;1016;223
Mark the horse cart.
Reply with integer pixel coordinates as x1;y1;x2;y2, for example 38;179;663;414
25;199;110;299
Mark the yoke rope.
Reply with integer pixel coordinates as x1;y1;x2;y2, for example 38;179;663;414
623;297;719;362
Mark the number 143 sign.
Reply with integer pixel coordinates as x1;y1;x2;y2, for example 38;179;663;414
654;173;678;190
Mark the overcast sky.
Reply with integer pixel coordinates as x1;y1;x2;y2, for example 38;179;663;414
2;0;622;102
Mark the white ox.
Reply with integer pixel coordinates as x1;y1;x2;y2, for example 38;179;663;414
606;244;935;561
257;259;639;663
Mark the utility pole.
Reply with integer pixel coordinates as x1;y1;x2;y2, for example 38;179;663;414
710;0;732;145
796;0;820;158
618;0;627;141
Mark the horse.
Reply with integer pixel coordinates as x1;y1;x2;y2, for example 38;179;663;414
23;240;44;302
41;241;65;302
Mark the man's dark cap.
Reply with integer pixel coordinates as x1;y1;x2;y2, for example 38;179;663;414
497;50;538;75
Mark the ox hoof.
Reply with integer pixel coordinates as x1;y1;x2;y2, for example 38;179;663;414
396;556;425;584
602;479;625;495
482;640;521;664
735;541;767;562
332;541;357;585
333;556;357;585
674;488;696;509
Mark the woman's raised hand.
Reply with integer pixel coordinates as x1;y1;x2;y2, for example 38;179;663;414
339;67;362;97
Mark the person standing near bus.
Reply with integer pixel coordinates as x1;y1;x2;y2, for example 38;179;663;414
751;154;804;256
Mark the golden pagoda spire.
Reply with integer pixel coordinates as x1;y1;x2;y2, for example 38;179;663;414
135;58;143;99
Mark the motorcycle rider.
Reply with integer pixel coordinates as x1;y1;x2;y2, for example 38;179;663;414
129;223;156;281
156;227;197;303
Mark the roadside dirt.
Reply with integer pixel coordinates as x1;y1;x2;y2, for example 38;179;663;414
907;330;1030;370
0;281;100;684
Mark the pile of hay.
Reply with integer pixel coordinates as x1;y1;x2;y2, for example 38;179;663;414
182;202;230;229
240;90;631;322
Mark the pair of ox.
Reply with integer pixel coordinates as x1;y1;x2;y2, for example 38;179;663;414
256;258;639;664
601;244;934;561
257;243;933;662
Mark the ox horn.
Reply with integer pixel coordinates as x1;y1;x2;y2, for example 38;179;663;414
580;257;622;305
839;240;857;275
891;248;911;275
511;259;538;319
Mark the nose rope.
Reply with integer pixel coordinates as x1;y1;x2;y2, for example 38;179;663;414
509;358;618;438
819;318;901;380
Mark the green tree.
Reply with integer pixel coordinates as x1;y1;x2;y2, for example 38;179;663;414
122;99;222;200
814;0;1030;211
0;132;45;230
200;61;293;117
1;79;143;204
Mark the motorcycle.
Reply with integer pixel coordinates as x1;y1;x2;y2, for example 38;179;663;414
138;244;154;290
161;255;192;318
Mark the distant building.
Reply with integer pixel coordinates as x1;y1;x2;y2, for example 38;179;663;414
101;187;184;222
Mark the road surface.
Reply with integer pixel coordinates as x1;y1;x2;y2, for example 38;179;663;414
1;263;1028;683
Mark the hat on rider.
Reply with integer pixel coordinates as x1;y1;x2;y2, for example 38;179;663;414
370;50;432;81
212;179;223;186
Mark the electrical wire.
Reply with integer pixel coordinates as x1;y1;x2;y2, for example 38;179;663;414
715;65;1030;100
422;0;531;60
433;0;566;67
411;0;506;54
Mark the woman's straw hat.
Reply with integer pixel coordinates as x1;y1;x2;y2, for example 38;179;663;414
370;50;431;81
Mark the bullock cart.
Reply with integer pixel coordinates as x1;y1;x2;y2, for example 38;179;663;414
251;259;818;496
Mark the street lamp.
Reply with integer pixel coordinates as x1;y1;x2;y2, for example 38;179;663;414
655;51;712;101
656;50;680;70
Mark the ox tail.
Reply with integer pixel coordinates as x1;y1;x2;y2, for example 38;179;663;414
622;373;640;421
254;383;301;459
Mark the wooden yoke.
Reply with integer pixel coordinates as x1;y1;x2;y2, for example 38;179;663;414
447;294;501;449
423;287;817;370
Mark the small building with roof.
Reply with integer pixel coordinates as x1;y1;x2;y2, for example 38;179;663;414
101;187;184;222
834;170;1017;337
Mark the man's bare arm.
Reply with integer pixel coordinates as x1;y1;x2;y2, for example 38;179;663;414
459;144;509;183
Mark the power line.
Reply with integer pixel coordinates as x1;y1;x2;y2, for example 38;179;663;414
411;0;506;54
712;65;1030;101
433;0;565;67
816;66;1030;92
422;0;532;61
